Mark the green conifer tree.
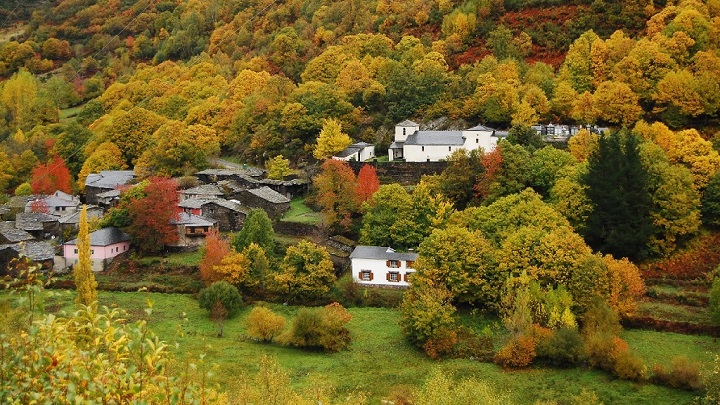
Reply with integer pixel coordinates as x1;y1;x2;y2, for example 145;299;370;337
74;205;97;309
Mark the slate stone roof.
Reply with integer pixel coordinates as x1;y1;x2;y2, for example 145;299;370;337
57;207;103;225
405;130;465;146
466;124;496;131
85;171;135;190
96;189;122;198
246;186;290;204
335;142;372;158
181;184;225;197
397;120;419;127
350;246;418;262
178;198;246;213
197;167;265;178
204;199;246;212
66;227;131;246
6;241;55;261
0;222;34;243
389;141;404;149
171;212;217;227
16;213;58;231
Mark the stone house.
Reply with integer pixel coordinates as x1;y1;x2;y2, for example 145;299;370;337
168;212;218;249
85;171;135;205
178;198;247;232
236;186;291;219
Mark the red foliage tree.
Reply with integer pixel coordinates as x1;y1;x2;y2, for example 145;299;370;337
356;164;380;203
126;176;180;254
30;155;73;195
29;199;49;214
474;147;503;200
200;229;231;285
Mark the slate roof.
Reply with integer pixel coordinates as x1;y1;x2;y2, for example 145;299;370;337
466;124;496;132
7;241;55;261
389;141;404;149
204;199;247;212
350;246;418;262
405;130;465;146
58;207;103;225
197;167;265;178
397;120;419;127
181;184;225;197
336;142;373;158
66;227;131;246
246;186;290;204
171;212;217;227
16;213;58;231
0;222;34;243
96;189;122;198
85;171;135;190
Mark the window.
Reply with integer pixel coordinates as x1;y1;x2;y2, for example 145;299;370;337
406;260;415;269
123;245;126;251
449;146;452;151
91;250;94;254
386;260;400;268
74;249;78;254
403;128;406;136
360;270;373;281
387;272;400;282
476;138;479;144
421;146;425;152
404;272;413;282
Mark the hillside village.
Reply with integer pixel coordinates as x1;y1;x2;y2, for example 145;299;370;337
2;0;720;403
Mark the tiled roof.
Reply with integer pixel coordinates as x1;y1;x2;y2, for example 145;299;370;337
0;221;34;243
204;199;246;212
171;212;217;227
389;141;404;149
16;213;58;231
246;186;290;204
350;246;418;261
336;142;373;158
7;241;55;261
96;189;122;198
57;207;103;225
85;171;135;190
182;184;225;196
397;120;419;127
66;227;131;246
405;130;464;146
466;124;496;131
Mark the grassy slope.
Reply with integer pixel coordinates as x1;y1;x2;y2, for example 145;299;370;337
38;291;717;404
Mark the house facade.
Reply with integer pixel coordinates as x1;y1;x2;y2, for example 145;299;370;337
169;212;218;249
85;171;135;205
236;186;291;219
25;191;81;216
389;121;499;162
63;227;131;271
349;246;418;287
178;198;247;231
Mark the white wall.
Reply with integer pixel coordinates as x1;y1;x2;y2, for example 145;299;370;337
351;257;416;287
395;124;419;143
359;146;375;161
404;144;462;162
462;130;497;152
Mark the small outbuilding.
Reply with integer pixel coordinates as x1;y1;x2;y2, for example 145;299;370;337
349;246;418;287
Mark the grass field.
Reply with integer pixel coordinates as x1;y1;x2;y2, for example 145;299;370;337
34;290;717;404
281;198;322;225
59;105;84;122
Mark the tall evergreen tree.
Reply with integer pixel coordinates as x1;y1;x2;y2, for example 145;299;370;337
74;205;97;309
233;209;275;254
583;131;654;260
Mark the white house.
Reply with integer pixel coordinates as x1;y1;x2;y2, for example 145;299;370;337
349;246;418;287
333;142;375;162
63;227;131;271
389;121;499;162
24;190;81;216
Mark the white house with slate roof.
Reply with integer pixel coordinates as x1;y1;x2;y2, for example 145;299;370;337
333;142;375;162
63;227;131;271
389;120;499;162
349;246;418;287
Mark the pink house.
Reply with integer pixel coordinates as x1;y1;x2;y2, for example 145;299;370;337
63;227;131;271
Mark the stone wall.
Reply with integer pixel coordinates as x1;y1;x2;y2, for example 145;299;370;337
347;161;448;185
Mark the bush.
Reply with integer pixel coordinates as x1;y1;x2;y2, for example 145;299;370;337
245;306;286;342
452;326;495;361
652;356;702;391
422;328;458;360
613;349;647;382
536;327;587;367
581;300;622;336
281;302;352;352
584;333;617;371
494;335;537;369
198;281;242;318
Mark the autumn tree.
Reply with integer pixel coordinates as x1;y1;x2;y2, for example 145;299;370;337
232;209;275;253
267;155;293;180
313;159;359;232
400;278;457;352
74;205;97;310
313;118;353;160
78;142;127;191
246;305;286;342
274;240;335;303
583;132;653;260
355;164;380;204
435;149;484;209
198;280;242;337
212;251;251;287
200;229;231;285
126;177;180;254
30;154;73;194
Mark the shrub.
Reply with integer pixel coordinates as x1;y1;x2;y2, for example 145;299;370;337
580;300;622;336
584;332;617;371
452;326;495;361
652;356;702;391
198;281;242;318
245;306;286;342
612;349;647;382
281;302;352;352
494;335;537;369
536;327;587;367
422;328;458;360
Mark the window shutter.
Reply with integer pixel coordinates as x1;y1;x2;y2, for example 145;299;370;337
369;272;374;281
386;260;390;267
403;273;408;282
386;272;390;281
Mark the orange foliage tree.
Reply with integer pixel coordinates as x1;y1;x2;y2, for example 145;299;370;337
126;177;180;254
474;147;503;201
355;163;380;203
200;229;231;285
313;159;359;232
30;155;73;194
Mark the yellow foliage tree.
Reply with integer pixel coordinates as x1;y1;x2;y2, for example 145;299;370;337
568;129;599;162
74;205;97;310
592;81;643;126
213;251;251;287
313;118;353;160
78;142;127;191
